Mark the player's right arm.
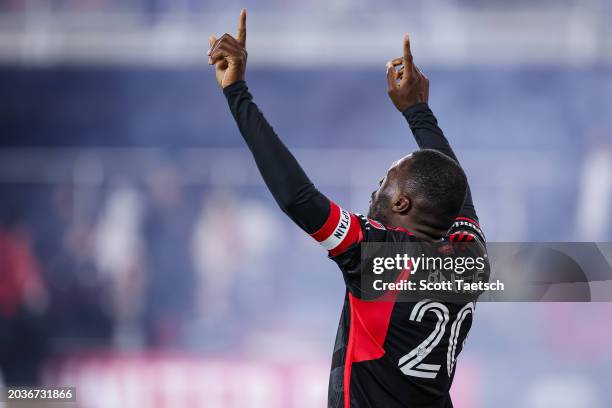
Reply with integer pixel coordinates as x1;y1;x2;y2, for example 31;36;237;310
386;35;478;223
208;10;362;257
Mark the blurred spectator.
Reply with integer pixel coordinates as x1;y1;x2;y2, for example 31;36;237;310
142;165;196;348
40;185;113;352
93;184;146;348
0;212;48;385
192;190;241;323
190;190;281;350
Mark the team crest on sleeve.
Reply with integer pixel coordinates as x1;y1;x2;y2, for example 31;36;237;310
367;218;386;230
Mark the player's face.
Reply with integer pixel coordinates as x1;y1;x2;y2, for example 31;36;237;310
367;175;390;223
367;155;413;225
367;162;400;224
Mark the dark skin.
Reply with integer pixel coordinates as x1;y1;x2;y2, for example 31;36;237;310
208;9;247;88
209;12;443;241
368;156;450;241
386;34;430;112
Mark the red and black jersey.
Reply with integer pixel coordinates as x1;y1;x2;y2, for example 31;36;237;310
311;202;486;408
223;81;486;408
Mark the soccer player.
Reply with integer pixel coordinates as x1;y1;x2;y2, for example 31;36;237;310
208;10;486;408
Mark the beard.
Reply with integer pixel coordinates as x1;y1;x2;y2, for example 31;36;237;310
367;196;391;226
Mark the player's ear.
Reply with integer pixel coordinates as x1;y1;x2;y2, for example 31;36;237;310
392;194;411;213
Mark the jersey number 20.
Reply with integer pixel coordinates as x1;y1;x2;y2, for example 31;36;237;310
398;300;474;379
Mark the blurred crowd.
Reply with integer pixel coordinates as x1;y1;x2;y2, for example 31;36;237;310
0;162;296;385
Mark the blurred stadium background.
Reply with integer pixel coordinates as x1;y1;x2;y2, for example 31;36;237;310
1;0;612;407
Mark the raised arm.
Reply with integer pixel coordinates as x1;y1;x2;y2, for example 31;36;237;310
402;104;477;221
207;10;329;234
223;81;330;232
385;35;478;221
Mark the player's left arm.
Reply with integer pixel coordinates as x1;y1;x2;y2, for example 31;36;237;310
208;10;363;256
386;35;478;223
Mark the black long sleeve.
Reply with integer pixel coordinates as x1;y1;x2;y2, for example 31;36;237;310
223;81;329;233
402;103;478;221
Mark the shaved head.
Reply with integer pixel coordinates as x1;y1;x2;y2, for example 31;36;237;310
368;149;467;234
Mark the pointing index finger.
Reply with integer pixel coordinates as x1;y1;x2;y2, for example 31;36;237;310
403;34;413;68
237;8;247;47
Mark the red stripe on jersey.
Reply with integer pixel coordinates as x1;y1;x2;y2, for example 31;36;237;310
343;267;411;408
386;225;415;236
329;214;362;257
449;232;466;242
311;201;341;242
450;232;476;242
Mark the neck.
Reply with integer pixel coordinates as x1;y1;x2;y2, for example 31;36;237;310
391;214;449;241
405;222;448;241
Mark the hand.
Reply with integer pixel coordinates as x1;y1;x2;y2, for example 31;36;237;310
386;35;429;112
208;9;248;88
